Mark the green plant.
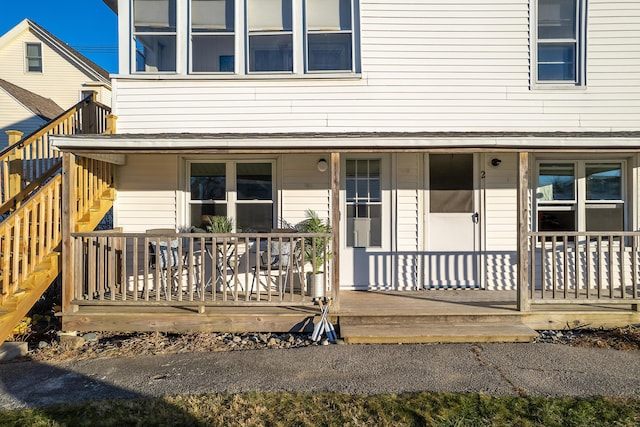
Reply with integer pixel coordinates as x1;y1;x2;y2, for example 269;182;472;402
298;209;331;273
202;215;233;233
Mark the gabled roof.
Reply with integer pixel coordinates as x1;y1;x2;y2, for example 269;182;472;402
0;19;111;84
0;78;64;121
103;0;118;14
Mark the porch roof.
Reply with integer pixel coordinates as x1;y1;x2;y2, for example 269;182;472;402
52;131;640;154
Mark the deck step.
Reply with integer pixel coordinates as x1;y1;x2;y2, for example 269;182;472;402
339;321;538;344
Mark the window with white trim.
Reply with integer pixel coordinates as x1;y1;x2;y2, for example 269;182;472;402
536;161;624;232
25;43;42;73
191;0;235;72
534;0;585;85
305;0;353;72
133;0;360;75
346;159;381;247
133;0;177;72
189;161;274;232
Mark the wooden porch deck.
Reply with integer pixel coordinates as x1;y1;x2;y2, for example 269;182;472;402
62;290;640;343
338;290;639;343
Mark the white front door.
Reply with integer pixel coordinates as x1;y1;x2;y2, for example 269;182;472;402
425;154;480;288
340;156;392;289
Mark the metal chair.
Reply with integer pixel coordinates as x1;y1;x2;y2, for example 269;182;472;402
146;228;184;297
250;230;304;297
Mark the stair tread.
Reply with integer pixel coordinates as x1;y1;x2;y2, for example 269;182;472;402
340;322;538;344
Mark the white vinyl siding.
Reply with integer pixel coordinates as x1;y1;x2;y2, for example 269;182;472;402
114;154;179;231
395;153;420;290
482;153;518;291
280;154;330;225
113;0;640;133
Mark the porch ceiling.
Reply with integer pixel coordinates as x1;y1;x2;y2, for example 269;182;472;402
51;131;640;154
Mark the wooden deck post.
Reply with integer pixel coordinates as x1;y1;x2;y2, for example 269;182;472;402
81;93;98;134
331;152;341;311
517;152;530;312
6;130;24;203
106;114;118;135
61;152;77;314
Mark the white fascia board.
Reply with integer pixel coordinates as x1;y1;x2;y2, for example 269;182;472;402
51;135;640;151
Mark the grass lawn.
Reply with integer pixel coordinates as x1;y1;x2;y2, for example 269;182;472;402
0;392;639;426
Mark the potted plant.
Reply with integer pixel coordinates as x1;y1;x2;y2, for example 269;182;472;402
202;215;233;233
298;209;331;297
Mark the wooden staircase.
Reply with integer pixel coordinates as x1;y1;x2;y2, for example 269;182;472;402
0;96;115;345
338;314;539;344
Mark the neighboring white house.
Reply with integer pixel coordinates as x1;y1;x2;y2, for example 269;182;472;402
0;19;112;148
54;0;640;294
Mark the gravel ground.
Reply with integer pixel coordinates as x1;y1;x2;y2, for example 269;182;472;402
4;324;638;364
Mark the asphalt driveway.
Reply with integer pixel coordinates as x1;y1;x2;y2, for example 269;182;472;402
0;343;639;409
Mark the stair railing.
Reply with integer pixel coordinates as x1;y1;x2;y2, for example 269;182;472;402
0;156;114;308
0;96;112;217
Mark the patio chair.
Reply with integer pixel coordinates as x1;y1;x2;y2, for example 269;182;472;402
146;228;186;297
250;229;304;297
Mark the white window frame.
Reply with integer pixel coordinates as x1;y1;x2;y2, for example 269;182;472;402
131;0;178;74
129;0;360;76
187;159;276;232
532;0;586;88
535;160;626;233
25;42;42;73
304;0;355;73
189;0;236;73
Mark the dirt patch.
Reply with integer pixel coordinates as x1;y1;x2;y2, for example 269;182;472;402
535;326;640;351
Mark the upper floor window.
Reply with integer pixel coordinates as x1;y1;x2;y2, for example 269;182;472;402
247;0;293;72
306;0;353;72
25;43;42;73
133;0;177;72
534;0;585;85
132;0;360;75
191;0;235;72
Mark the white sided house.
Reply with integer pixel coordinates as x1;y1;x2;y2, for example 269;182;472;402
50;0;640;338
0;19;112;147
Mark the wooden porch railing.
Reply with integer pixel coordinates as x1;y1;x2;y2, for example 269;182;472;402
70;232;332;307
0;96;112;217
527;232;640;309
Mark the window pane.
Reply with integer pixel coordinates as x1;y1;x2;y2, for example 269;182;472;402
192;0;234;31
248;0;292;31
537;163;575;201
26;43;41;57
429;154;473;213
249;34;293;72
237;163;272;200
307;0;351;31
134;0;176;31
27;58;42;72
191;163;226;200
346;159;356;177
538;209;576;231
191;204;227;228
538;0;576;39
236;204;272;232
308;33;352;71
192;35;235;72
586;163;621;200
538;44;576;81
135;35;176;72
586;205;623;231
346;179;355;202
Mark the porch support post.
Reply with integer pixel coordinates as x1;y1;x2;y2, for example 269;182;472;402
331;152;340;310
517;152;530;311
6;130;24;203
61;152;77;314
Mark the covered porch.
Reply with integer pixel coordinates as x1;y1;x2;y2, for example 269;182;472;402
51;132;640;340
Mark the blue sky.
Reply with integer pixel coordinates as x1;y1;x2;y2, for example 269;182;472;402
0;0;118;73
